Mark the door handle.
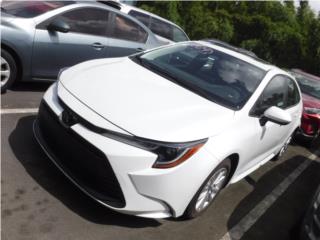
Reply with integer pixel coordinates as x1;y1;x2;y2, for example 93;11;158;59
91;42;104;50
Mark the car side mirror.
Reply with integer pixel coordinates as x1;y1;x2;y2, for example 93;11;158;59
47;19;70;33
260;106;292;126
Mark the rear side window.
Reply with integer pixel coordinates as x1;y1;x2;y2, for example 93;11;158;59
128;10;150;27
173;27;189;42
54;8;110;37
150;17;188;42
1;1;74;18
112;14;148;43
150;17;172;41
286;78;300;107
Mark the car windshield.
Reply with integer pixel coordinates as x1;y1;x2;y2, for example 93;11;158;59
292;72;320;100
132;42;266;110
1;1;74;18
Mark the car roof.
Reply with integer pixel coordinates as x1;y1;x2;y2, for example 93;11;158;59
198;40;274;71
204;39;257;57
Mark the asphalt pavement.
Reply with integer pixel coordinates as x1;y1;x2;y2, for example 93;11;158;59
1;83;320;240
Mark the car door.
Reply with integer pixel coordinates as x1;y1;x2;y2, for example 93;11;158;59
32;7;111;79
242;75;300;171
106;13;149;57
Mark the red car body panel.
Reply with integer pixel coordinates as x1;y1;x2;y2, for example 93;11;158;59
299;80;320;138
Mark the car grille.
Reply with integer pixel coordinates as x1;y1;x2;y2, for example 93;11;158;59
37;101;126;208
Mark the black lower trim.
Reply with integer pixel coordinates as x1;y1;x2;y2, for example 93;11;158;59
34;101;126;208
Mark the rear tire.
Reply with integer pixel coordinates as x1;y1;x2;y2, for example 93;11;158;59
294;127;319;147
1;49;17;94
183;159;231;219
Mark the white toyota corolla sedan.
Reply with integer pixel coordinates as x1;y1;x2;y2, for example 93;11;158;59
34;40;303;219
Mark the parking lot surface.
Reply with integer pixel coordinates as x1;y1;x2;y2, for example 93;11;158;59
1;84;320;240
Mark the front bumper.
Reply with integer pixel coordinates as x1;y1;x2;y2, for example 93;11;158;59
33;83;219;218
33;103;126;208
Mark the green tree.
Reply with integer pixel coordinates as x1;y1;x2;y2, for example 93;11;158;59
137;1;320;76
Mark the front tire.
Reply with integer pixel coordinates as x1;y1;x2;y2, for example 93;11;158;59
1;49;17;93
183;159;231;219
272;135;292;161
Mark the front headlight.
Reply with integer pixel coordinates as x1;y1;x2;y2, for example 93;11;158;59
304;107;320;115
149;140;206;169
102;130;207;169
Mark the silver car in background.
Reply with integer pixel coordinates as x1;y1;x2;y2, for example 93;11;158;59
0;1;164;92
101;1;190;44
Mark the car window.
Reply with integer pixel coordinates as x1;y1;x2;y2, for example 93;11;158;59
150;17;173;41
292;72;320;100
1;1;74;18
286;78;300;107
149;17;188;42
172;27;189;42
112;14;148;43
252;75;291;116
128;10;150;27
53;8;110;37
132;42;266;110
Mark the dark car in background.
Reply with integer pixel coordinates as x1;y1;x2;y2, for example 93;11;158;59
300;186;320;240
1;1;164;92
290;69;320;143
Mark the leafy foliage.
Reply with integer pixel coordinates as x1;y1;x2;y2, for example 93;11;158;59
137;0;320;76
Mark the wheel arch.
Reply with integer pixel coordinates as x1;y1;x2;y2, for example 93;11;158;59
1;43;23;81
226;153;239;185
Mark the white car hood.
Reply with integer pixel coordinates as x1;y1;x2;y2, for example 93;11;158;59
60;58;235;142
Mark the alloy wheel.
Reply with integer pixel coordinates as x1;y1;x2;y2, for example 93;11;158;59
195;168;228;212
1;56;11;87
278;136;292;158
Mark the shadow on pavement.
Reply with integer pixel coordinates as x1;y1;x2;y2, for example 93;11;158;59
292;136;320;154
10;82;52;92
310;138;320;157
8;115;162;228
226;155;320;240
